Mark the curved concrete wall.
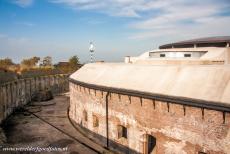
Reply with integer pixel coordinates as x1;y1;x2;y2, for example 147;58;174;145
70;63;230;105
0;74;69;123
128;47;228;64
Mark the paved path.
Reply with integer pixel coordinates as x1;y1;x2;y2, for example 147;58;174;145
1;93;111;154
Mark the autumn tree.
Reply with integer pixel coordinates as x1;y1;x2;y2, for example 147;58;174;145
0;58;14;68
42;56;52;67
69;55;79;69
21;57;40;68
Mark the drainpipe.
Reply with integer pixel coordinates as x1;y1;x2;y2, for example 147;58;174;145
225;44;230;64
105;92;110;148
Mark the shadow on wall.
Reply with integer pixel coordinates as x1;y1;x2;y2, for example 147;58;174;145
72;120;140;154
0;74;69;123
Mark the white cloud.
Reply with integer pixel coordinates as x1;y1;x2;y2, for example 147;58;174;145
128;1;230;39
131;1;227;30
11;0;34;8
129;16;230;40
50;0;229;18
50;0;147;17
50;0;230;39
15;21;35;27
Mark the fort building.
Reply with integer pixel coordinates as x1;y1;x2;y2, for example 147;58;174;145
69;36;230;154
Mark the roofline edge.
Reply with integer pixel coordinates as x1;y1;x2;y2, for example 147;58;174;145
69;78;230;113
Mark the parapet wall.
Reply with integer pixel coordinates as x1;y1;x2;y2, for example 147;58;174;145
0;74;69;123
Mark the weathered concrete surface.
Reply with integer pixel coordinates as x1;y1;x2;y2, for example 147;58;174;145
70;63;230;104
31;89;53;102
0;93;110;154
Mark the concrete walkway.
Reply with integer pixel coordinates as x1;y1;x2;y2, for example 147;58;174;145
1;93;111;154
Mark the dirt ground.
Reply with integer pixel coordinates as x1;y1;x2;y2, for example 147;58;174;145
0;93;109;154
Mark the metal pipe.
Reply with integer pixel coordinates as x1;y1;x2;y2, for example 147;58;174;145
105;92;109;148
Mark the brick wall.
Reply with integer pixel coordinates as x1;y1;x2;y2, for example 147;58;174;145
69;82;230;154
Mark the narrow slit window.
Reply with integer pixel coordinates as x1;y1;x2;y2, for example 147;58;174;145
118;125;127;139
93;115;99;127
83;110;87;121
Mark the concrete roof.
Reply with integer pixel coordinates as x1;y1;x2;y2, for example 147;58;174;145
160;36;230;49
70;63;230;105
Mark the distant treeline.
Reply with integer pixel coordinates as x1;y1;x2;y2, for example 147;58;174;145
0;55;82;84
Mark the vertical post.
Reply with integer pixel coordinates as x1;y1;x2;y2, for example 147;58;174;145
106;92;110;148
19;80;22;106
24;79;27;104
29;79;32;101
48;76;51;89
39;77;41;91
44;76;46;90
3;85;7;119
35;77;37;90
90;52;93;63
15;82;17;107
54;75;57;94
6;84;9;116
89;42;95;63
0;86;3;122
10;83;13;112
1;85;6;121
9;83;13;114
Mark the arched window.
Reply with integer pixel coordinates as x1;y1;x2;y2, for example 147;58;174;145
118;125;127;139
83;110;87;121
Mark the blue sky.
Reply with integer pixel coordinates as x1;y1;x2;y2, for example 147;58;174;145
0;0;230;63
